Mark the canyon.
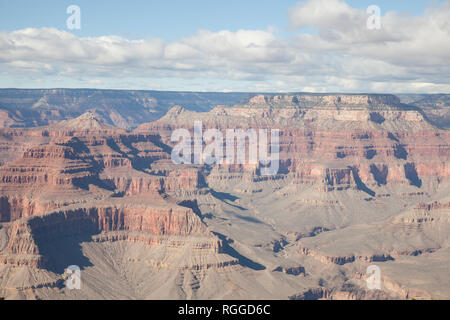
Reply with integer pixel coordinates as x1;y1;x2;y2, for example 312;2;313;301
0;92;449;299
0;89;254;129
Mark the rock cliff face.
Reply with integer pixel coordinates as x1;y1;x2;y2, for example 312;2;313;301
398;94;450;129
1;94;449;300
140;94;450;191
0;111;241;300
0;202;218;268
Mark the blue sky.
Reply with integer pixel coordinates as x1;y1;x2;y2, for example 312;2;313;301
0;0;449;93
0;0;428;39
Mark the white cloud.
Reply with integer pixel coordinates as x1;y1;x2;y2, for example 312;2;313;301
1;0;450;93
289;0;450;67
289;0;361;30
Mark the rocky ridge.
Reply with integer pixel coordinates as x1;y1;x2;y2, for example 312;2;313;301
0;94;449;299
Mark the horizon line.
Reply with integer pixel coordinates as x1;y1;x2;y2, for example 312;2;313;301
0;88;447;95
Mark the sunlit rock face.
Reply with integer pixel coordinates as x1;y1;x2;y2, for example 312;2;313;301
0;94;449;300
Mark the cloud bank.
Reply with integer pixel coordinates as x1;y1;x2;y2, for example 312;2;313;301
1;0;450;92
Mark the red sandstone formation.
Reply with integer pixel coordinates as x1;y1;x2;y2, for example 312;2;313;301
0;94;449;300
138;94;450;191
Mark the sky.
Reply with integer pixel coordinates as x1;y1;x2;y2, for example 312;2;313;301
0;0;449;93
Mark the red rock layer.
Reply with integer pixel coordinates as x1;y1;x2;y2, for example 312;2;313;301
0;203;216;268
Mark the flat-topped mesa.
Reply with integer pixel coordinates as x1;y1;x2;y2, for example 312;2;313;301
246;94;403;109
138;93;433;135
231;94;426;123
0;202;221;269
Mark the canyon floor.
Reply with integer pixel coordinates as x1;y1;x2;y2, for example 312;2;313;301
0;93;449;300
